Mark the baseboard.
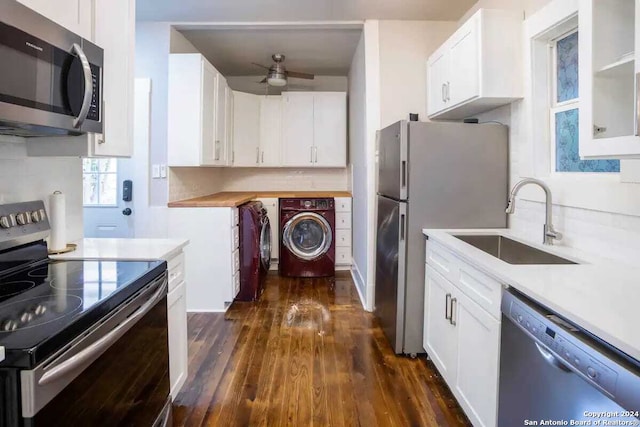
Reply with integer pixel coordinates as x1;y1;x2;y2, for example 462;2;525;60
336;264;352;271
350;262;367;311
186;309;227;313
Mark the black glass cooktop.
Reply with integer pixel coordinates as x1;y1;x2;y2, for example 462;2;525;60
0;252;165;368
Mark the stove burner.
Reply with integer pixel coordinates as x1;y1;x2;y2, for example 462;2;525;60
0;295;83;332
26;266;50;278
0;281;36;299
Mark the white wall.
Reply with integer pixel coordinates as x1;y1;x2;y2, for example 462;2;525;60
348;31;369;305
378;20;457;127
135;23;172;207
461;0;550;23
0;141;83;244
226;76;348;96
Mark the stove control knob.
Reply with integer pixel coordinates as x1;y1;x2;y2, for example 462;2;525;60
30;211;40;223
0;216;10;229
587;366;597;378
16;212;27;226
1;319;17;332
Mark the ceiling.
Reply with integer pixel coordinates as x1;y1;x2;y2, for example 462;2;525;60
137;0;476;22
180;28;363;76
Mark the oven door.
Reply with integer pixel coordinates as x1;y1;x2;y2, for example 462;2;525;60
20;273;171;426
0;4;103;137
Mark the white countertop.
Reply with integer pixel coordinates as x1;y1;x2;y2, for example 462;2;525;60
423;228;640;362
50;238;189;261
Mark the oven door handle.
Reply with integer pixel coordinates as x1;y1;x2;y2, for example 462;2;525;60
71;43;93;129
38;277;167;386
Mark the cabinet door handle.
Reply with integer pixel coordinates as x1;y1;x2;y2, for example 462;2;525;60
450;297;457;326
446;82;451;102
256;147;260;164
313;147;318;163
310;146;313;163
445;293;451;320
261;150;264;163
215;140;220;160
442;83;446;102
232;150;235;163
635;73;640;136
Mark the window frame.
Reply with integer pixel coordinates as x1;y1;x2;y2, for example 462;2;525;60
82;158;119;208
548;28;619;177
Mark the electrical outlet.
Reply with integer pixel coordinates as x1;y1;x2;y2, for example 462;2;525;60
160;164;167;178
152;164;160;179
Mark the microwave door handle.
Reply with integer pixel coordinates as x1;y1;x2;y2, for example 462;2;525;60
71;43;93;129
38;276;167;386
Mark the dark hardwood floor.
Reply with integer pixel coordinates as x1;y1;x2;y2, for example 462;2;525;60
173;271;471;427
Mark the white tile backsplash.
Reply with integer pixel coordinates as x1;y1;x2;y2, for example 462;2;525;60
0;140;83;243
168;167;224;202
221;168;349;192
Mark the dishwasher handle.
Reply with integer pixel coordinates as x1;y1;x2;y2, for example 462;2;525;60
534;342;572;373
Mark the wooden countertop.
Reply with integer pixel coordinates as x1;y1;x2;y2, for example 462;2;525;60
168;191;352;208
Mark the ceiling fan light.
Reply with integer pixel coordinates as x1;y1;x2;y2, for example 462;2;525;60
267;70;287;86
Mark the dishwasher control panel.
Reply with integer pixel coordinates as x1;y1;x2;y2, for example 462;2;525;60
507;298;619;397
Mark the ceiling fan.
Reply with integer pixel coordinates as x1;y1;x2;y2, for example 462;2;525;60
252;54;315;87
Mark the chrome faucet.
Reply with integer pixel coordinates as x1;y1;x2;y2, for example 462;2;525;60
505;178;562;245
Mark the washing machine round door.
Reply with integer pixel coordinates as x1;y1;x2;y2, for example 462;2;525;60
260;217;272;270
283;212;333;261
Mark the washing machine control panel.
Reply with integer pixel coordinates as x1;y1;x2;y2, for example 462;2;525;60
281;198;335;211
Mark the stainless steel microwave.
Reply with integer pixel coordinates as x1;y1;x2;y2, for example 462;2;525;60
0;0;103;137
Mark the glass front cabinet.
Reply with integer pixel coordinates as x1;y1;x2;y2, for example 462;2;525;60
579;0;640;159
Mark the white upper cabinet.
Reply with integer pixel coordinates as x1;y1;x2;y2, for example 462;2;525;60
168;54;226;167
281;91;347;167
232;91;261;166
212;74;229;166
90;0;135;157
26;0;136;158
231;93;282;167
313;92;347;167
225;86;234;165
427;9;523;120
579;0;640;158
17;0;94;39
281;92;315;167
259;96;283;166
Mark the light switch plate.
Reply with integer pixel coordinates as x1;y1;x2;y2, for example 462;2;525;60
160;164;167;178
152;164;160;179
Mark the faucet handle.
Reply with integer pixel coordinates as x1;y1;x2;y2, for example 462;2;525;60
545;227;563;242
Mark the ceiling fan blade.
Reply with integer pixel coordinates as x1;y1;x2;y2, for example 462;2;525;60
286;70;315;80
251;62;271;70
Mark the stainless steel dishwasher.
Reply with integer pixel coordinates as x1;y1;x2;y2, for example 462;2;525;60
499;289;640;426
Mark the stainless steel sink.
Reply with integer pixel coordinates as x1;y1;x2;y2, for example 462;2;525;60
452;234;577;265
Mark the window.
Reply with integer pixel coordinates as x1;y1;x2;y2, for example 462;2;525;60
550;30;620;173
82;159;118;206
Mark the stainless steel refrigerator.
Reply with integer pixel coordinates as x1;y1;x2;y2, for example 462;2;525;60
375;120;508;355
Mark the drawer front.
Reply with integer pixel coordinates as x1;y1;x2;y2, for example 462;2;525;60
425;240;458;283
233;271;240;298
231;208;239;226
168;252;185;292
335;228;352;247
335;246;351;265
335;197;352;213
335;212;351;229
233;248;240;273
457;261;503;319
232;225;240;249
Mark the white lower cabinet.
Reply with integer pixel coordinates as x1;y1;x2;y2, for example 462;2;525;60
167;279;187;399
334;197;352;268
424;246;502;427
168;207;239;311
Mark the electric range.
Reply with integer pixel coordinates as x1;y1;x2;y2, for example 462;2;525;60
0;201;172;426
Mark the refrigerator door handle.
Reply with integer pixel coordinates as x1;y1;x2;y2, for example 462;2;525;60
401;160;407;189
400;213;405;240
